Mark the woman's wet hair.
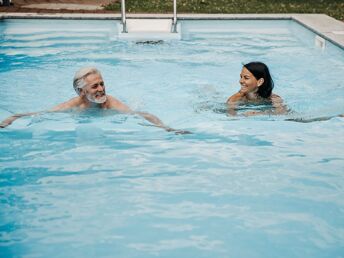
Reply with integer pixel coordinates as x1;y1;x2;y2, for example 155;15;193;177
243;62;274;98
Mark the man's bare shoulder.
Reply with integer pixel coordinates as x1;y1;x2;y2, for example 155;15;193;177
106;95;121;105
50;97;82;111
104;95;132;113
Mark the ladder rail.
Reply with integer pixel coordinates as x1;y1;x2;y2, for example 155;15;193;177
121;0;127;33
120;0;178;33
172;0;177;33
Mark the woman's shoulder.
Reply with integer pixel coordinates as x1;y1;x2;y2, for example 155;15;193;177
227;92;245;103
270;93;283;103
269;93;288;114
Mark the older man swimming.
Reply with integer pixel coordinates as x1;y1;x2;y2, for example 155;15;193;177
0;67;187;133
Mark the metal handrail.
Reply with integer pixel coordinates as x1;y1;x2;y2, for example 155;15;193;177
121;0;127;33
120;0;178;33
172;0;177;33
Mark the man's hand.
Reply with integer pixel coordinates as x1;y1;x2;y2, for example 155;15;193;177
0;112;37;128
0;115;21;128
165;127;192;135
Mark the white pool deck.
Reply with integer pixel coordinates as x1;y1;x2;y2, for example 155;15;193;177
0;13;344;49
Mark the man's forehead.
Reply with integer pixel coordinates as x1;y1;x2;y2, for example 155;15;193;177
85;73;103;81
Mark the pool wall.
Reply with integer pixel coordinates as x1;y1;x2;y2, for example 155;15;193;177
0;13;344;49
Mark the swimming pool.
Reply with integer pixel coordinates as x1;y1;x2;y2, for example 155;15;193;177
0;18;344;257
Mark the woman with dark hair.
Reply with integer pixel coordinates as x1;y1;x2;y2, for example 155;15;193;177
227;62;287;115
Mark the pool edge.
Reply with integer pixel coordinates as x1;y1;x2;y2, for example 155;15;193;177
1;13;344;49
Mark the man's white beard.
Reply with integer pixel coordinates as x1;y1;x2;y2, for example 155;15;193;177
86;93;107;104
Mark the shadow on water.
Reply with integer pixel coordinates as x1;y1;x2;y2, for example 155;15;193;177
194;100;283;118
286;114;344;123
1;103;342;157
135;40;164;45
0;167;80;187
193;100;344;123
183;131;273;147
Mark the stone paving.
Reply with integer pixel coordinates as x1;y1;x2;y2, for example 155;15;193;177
0;0;116;13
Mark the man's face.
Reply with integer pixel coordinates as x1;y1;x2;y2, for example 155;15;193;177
82;73;107;104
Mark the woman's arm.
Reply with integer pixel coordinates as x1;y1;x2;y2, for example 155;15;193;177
243;94;288;116
226;93;288;117
226;92;245;116
271;94;288;115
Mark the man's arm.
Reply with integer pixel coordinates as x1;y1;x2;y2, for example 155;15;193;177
135;111;190;134
0;97;80;128
107;96;190;134
0;112;38;128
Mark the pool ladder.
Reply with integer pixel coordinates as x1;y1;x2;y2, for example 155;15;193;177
119;0;180;40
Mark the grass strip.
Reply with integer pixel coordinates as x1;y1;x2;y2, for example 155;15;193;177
105;0;344;21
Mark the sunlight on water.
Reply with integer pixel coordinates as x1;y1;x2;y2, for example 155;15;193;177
0;19;344;258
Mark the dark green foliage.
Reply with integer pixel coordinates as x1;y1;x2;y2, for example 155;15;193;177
105;0;344;20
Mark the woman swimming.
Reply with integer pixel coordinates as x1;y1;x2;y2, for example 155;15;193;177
227;62;287;116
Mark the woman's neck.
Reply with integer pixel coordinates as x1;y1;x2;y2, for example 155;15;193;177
246;92;260;101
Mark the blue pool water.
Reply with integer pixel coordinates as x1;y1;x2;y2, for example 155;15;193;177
0;19;344;257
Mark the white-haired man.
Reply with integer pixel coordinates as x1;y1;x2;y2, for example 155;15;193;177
1;67;187;133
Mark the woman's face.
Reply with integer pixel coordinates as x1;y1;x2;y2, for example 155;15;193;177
239;67;261;95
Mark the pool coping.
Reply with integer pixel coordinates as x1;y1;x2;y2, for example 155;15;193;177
0;13;344;49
